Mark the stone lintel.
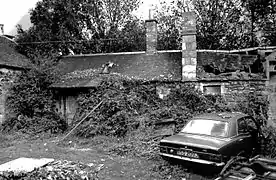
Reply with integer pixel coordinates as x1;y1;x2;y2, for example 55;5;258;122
145;19;158;24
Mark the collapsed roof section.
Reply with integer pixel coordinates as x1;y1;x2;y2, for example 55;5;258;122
197;51;264;80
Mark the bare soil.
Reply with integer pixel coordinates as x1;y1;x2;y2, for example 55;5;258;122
0;133;211;180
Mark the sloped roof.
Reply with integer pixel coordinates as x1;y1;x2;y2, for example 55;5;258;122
53;51;182;88
52;77;103;88
0;36;29;69
51;69;103;88
51;68;138;88
53;49;263;88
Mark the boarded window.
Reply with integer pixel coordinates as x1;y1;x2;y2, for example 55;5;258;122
203;85;221;95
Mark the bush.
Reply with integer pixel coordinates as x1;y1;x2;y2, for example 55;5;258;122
6;65;55;117
231;92;276;157
259;126;276;158
235;92;268;126
72;75;276;160
1;111;67;134
74;76;226;138
2;60;67;134
62;76;276;164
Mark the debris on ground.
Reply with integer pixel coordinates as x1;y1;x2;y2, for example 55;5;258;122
215;155;276;180
0;158;104;180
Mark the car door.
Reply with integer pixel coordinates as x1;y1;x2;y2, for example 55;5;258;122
236;117;255;155
243;117;259;152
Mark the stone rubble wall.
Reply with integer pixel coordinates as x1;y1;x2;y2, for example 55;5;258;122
0;68;21;124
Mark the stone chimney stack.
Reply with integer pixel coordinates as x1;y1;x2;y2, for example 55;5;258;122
145;9;157;54
182;12;197;81
0;24;4;35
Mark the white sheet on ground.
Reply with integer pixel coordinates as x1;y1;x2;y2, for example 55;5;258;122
0;157;54;173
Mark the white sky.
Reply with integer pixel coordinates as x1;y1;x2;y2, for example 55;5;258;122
0;0;164;35
0;0;38;34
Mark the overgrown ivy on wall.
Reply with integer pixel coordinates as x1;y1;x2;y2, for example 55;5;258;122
74;74;269;138
1;63;67;133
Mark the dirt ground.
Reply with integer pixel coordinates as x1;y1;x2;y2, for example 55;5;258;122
0;133;211;180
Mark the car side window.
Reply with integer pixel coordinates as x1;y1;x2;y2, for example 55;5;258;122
237;117;258;135
244;117;258;133
237;118;248;134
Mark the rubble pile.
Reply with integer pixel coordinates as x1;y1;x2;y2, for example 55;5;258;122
0;159;103;180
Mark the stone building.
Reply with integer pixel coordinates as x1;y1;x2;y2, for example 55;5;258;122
52;12;271;125
0;35;29;123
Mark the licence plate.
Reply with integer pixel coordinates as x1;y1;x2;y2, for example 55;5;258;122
177;150;199;158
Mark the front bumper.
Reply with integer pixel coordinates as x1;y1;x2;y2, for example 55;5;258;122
160;153;225;167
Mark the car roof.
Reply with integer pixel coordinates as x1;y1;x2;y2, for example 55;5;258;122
192;112;249;122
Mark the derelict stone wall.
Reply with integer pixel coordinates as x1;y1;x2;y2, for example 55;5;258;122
198;80;266;103
0;68;20;123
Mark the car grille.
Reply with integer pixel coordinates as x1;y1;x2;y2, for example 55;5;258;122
160;143;223;163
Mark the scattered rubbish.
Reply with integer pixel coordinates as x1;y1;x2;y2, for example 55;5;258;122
95;164;104;172
0;158;104;179
215;155;276;180
87;163;94;167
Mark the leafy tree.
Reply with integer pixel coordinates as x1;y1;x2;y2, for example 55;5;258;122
240;0;270;46
194;0;254;49
155;1;182;50
16;0;142;60
241;0;276;46
155;0;276;50
115;18;146;52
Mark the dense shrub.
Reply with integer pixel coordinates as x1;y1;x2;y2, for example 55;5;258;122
72;75;276;160
235;92;268;126
231;92;276;157
1;61;67;134
74;76;225;138
1;111;67;134
6;65;55;117
259;126;276;158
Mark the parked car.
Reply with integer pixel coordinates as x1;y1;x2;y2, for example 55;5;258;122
159;112;260;167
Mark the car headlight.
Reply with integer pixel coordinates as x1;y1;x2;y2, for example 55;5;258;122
160;146;167;153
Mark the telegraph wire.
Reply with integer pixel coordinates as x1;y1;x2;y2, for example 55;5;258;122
13;30;276;45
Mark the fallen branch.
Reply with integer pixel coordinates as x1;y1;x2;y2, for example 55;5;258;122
59;100;104;142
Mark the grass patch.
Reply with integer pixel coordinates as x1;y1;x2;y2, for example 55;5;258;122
0;132;30;148
0;133;12;148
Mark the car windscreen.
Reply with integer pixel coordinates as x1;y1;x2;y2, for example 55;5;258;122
181;119;229;137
